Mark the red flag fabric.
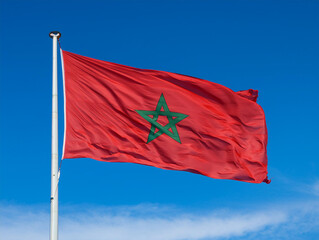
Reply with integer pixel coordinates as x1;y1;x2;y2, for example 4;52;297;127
62;50;269;184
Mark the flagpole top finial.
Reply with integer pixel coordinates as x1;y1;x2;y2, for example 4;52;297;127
49;31;61;39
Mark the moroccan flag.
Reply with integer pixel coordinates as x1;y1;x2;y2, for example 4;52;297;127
61;50;270;184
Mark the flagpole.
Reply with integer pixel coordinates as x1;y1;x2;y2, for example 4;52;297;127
49;31;61;240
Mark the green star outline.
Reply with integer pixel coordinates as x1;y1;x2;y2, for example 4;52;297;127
136;94;188;143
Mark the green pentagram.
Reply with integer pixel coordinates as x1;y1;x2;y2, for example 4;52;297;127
136;94;188;143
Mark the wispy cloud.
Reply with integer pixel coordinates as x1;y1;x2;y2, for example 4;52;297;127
1;201;318;240
312;180;319;196
290;179;319;197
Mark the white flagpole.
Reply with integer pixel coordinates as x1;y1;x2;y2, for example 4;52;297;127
49;31;61;240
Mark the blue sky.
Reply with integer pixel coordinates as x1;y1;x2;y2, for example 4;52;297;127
1;0;319;239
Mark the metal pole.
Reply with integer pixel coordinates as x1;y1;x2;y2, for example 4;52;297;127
49;31;61;240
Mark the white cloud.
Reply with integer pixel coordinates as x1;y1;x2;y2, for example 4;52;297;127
0;201;318;240
312;181;319;196
291;179;319;197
